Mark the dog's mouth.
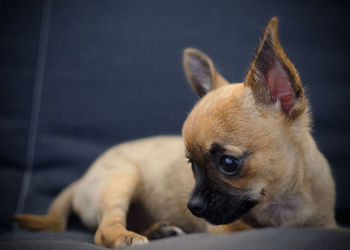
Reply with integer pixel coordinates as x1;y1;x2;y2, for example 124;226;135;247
201;198;258;225
188;188;258;225
188;170;258;225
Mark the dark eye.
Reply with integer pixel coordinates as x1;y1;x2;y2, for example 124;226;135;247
218;155;241;175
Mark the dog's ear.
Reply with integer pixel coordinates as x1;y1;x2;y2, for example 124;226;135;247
183;48;229;97
244;17;306;118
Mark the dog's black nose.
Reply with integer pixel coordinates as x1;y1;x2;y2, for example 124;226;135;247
187;197;204;217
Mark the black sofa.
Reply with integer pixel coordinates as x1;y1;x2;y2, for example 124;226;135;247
1;0;350;249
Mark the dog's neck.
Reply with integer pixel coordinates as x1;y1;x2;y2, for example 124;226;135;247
299;133;336;226
244;130;336;228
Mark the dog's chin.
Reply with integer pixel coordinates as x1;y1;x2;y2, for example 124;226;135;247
202;199;258;225
203;212;241;225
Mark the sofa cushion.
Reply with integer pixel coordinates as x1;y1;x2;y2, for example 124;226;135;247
1;0;349;234
1;228;350;250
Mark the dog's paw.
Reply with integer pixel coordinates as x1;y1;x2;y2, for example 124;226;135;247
95;229;149;248
143;221;185;240
114;231;149;248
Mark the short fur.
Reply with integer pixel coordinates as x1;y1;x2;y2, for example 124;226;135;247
14;18;337;248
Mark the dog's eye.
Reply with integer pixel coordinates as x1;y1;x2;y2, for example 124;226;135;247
218;155;240;175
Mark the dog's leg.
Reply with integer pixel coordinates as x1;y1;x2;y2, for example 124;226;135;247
207;219;252;233
142;221;185;240
94;162;148;248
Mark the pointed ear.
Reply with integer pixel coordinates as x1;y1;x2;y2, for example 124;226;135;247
244;17;306;118
183;48;229;97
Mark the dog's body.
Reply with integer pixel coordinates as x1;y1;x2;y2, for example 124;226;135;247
15;18;337;248
70;136;204;233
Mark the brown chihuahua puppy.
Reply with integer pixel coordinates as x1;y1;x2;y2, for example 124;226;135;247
15;18;337;248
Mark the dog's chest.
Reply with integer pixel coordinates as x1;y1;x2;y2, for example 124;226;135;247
247;193;312;227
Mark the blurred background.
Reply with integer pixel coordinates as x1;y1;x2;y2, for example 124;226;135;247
0;0;349;233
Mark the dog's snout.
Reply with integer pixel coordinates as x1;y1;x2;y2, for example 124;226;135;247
187;196;204;217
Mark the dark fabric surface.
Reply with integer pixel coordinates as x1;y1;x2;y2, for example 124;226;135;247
0;230;94;243
1;228;350;250
0;0;349;237
0;240;104;250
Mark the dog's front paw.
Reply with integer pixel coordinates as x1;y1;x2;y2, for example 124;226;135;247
114;231;149;247
143;221;185;240
95;228;149;248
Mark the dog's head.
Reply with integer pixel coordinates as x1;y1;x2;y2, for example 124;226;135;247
182;18;310;225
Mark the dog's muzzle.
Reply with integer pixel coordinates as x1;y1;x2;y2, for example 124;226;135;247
187;189;258;225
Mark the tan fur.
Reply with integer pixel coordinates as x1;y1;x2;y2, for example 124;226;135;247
14;214;63;231
208;220;253;233
15;18;337;248
15;136;206;247
182;18;336;229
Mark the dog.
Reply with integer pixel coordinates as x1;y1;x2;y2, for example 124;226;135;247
14;17;337;248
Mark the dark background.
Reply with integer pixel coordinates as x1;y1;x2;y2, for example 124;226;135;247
0;0;349;233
